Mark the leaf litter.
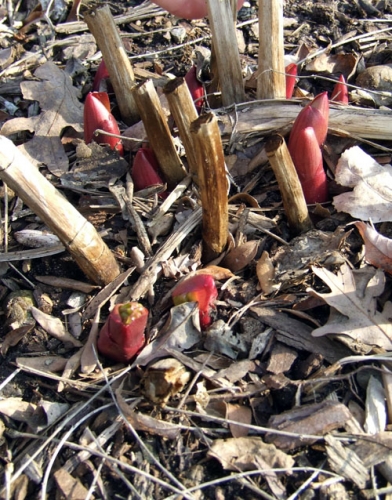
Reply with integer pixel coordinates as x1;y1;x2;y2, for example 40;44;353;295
1;1;392;499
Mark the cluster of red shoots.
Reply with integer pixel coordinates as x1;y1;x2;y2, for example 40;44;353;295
97;275;218;363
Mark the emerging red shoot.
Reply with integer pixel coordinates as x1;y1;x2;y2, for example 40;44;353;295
172;274;218;329
97;302;148;363
185;65;205;114
285;63;297;99
132;147;165;192
331;75;349;105
84;92;124;156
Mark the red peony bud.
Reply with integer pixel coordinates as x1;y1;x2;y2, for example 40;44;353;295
290;126;328;204
92;60;110;92
288;92;329;148
97;302;148;363
184;66;205;114
132;147;165;192
331;74;349;105
285;63;297;99
84;92;124;156
172;274;218;329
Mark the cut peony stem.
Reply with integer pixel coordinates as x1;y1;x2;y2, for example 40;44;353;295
288;92;329;148
131;147;165;192
97;302;148;363
285;63;297;99
331;74;349;105
84;92;124;156
290;126;328;204
172;274;218;329
92;60;110;92
184;66;205;114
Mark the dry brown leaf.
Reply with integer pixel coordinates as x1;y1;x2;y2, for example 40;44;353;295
195;265;234;280
0;397;36;423
208;436;294;471
53;468;91;500
80;309;100;374
220;240;259;272
355;221;392;275
31;306;82;347
308;263;392;350
142;358;191;404
16;355;68;373
226;403;252;438
116;389;181;439
256;250;276;295
1;324;34;356
333;146;392;222
0;62;83;176
305;52;358;77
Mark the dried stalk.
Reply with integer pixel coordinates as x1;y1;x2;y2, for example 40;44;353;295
163;77;199;179
206;0;245;106
266;135;312;234
217;100;392;142
84;5;139;125
190;113;229;258
257;0;286;99
0;137;120;286
132;79;186;189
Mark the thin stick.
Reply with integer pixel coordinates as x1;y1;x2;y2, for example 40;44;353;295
265;134;312;235
163;77;199;179
84;5;139;125
0;137;120;285
206;0;245;106
132;79;186;189
257;0;286;99
190;113;228;258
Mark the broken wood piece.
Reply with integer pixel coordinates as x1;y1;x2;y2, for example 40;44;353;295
266;134;312;235
206;0;245;106
132;79;186;189
0;137;120;286
84;4;139;125
163;77;199;179
190;113;229;258
257;0;286;99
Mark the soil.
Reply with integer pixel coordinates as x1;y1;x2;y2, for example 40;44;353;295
1;0;392;499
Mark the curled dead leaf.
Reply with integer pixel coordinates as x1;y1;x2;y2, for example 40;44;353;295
355;221;392;275
256;251;276;295
220;240;259;272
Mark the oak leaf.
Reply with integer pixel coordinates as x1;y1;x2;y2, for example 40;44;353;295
333;146;392;222
308;263;392;350
1;61;83;176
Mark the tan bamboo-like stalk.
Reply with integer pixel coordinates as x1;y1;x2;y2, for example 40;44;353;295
84;5;139;125
132;79;186;189
0;137;121;285
190;113;228;257
257;0;286;99
206;0;245;106
163;77;199;179
217;101;392;141
265;135;312;234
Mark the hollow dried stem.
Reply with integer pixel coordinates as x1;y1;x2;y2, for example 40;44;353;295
257;0;286;99
206;0;245;106
190;113;229;257
0;137;120;285
132;79;186;189
163;77;199;179
84;5;139;125
266;134;312;234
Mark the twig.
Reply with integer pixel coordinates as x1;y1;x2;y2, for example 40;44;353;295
0;137;120;286
132;79;186;189
257;0;286;99
206;0;245;106
266;134;312;235
84;4;139;125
